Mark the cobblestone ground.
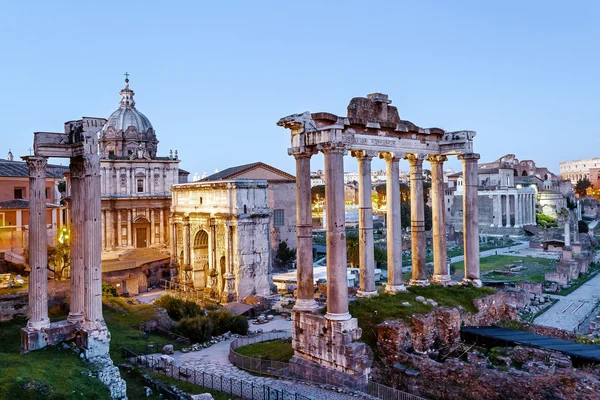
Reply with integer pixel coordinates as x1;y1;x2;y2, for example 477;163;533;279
534;273;600;331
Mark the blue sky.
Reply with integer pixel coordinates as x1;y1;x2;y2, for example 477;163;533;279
0;1;598;176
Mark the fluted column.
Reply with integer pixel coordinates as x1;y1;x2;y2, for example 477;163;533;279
159;209;165;245
459;153;481;287
183;218;191;271
531;194;536;224
105;210;113;250
515;194;521;227
67;156;85;323
82;154;103;325
24;156;51;330
381;152;405;293
116;210;122;247
407;153;428;286
127;209;132;247
322;143;350;321
170;218;178;267
504;194;510;227
494;195;502;227
353;150;377;297
150;209;155;246
429;155;450;284
101;211;106;251
292;150;318;311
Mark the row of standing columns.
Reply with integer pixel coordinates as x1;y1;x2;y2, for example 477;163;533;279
493;193;536;227
292;148;482;320
101;208;167;250
24;154;104;331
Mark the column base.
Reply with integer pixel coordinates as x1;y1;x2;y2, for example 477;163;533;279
293;299;320;312
325;311;352;321
357;290;379;298
67;312;85;324
461;278;483;288
431;274;452;285
385;284;407;293
409;279;430;287
81;322;111;359
27;318;51;330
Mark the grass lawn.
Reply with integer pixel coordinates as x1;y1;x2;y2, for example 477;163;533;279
350;285;496;350
451;255;555;282
235;338;294;362
0;284;27;296
0;318;110;399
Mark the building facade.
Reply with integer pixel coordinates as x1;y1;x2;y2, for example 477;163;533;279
0;153;67;254
560;157;600;189
170;180;272;303
94;78;188;257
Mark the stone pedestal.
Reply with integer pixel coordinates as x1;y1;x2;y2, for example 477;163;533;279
290;311;370;388
21;320;78;354
572;242;582;255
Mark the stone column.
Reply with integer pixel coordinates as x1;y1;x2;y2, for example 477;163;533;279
183;218;191;268
564;218;571;247
222;223;236;302
16;209;22;231
353;150;377;297
105;210;113;249
407;153;428;286
459;153;482;287
504;194;510;227
531;194;536;224
127;210;132;247
515;194;521;227
83;154;103;325
24;156;51;330
429;155;450;284
150;209;155;245
116;210;122;247
159;209;165;245
101;211;106;250
69;158;85;323
292;150;318;311
170;219;178;267
494;195;502;227
381;152;405;292
322;143;350;321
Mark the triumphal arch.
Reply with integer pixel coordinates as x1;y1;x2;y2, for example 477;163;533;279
277;93;481;386
21;119;109;358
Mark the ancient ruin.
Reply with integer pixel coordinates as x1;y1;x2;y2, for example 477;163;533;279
277;93;482;385
20;120;126;397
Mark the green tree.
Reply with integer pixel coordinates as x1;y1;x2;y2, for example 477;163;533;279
274;240;296;268
346;233;360;268
47;242;71;280
311;185;325;204
575;178;591;198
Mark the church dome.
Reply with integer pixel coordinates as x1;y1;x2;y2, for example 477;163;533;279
99;75;159;159
101;78;154;135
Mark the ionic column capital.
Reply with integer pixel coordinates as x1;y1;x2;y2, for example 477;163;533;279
351;149;378;161
290;146;318;159
427;154;448;164
379;151;404;162
405;153;426;166
318;142;347;155
23;156;48;177
458;152;481;162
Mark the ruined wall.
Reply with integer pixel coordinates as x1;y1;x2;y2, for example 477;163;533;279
0;292;27;322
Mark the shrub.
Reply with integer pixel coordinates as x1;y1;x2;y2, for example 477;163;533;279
102;283;118;298
177;316;214;343
578;220;589;234
536;213;557;228
207;309;248;335
154;295;202;321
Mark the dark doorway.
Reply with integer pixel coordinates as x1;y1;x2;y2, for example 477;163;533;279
136;228;147;248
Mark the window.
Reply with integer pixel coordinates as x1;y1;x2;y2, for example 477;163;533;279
137;179;144;193
45;188;48;199
108;150;114;157
273;209;284;227
14;188;24;199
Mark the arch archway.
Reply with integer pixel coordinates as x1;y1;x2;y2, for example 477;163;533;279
193;230;209;288
133;216;150;248
521;170;528;176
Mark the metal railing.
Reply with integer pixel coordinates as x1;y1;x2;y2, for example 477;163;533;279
229;331;426;400
122;347;312;400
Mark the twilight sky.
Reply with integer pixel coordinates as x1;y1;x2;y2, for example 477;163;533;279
0;1;598;176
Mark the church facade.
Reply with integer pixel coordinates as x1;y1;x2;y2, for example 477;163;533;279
97;78;188;257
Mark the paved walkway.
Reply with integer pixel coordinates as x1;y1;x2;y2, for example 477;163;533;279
134;288;166;304
534;273;600;331
151;318;364;399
